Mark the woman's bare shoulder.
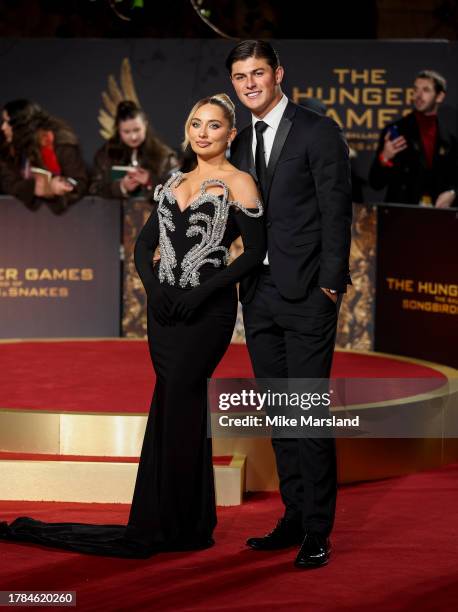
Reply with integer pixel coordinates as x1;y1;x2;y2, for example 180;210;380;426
225;168;256;186
225;170;260;208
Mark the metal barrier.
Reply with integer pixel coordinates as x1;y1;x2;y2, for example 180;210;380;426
0;196;121;338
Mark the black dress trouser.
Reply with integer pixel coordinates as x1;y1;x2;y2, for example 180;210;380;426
243;268;340;537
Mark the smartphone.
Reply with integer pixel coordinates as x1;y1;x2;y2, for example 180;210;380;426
388;124;400;140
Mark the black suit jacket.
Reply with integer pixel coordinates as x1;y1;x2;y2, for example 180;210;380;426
230;100;352;302
369;111;458;204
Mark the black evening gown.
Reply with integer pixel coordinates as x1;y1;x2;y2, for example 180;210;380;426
0;172;265;557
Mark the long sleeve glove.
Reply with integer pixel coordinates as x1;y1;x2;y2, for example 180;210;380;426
170;208;266;322
134;208;173;325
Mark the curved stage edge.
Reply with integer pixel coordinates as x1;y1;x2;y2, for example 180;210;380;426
0;339;457;498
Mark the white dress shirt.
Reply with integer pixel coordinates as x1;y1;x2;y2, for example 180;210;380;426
251;94;289;165
251;94;289;265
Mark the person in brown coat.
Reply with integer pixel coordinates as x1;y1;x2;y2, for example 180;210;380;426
0;99;87;214
89;100;178;200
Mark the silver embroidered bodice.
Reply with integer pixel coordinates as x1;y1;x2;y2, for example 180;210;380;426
154;171;263;288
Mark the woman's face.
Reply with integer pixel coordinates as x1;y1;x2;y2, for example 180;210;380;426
1;111;13;143
118;116;147;149
187;103;235;157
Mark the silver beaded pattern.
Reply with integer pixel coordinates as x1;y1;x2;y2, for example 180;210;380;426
154;171;263;288
154;175;179;285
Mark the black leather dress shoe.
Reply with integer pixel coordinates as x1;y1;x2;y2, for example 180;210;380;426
246;518;303;551
294;533;331;569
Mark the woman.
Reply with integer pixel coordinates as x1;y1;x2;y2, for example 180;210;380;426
89;100;178;199
0;93;265;557
0;99;87;213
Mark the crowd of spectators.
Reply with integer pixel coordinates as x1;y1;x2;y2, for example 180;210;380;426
0;98;178;214
1;69;456;212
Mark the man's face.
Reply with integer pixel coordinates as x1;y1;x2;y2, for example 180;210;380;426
413;78;445;115
230;57;284;118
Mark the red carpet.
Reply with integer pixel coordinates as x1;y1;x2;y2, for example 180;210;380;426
0;341;447;413
0;452;233;465
1;463;457;611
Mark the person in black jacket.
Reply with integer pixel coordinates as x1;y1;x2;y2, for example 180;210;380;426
0;99;87;214
228;40;352;569
369;70;457;208
89;100;177;200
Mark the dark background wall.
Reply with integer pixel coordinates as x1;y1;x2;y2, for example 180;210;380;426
0;196;121;338
0;1;378;39
0;0;457;41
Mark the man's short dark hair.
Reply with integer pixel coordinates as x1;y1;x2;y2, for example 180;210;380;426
416;70;447;94
225;40;280;74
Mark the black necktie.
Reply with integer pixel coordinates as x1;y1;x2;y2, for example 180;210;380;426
254;121;268;200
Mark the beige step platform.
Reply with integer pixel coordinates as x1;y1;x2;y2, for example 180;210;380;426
0;452;246;507
1;343;457;492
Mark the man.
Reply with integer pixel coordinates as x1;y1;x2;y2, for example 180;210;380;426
369;70;457;208
227;40;352;569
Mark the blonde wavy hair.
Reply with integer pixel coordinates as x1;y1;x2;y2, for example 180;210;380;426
182;93;236;150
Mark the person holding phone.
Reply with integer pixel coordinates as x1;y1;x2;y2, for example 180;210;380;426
0;99;87;214
89;100;178;200
369;70;457;208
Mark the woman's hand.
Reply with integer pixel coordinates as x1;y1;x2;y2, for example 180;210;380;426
34;175;73;198
120;174;140;193
128;168;152;187
152;291;173;326
170;289;206;322
34;174;53;198
147;278;174;326
50;176;74;197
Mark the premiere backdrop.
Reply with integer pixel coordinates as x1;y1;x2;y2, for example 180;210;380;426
375;205;458;368
0;197;121;338
1;40;456;364
0;38;457;203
